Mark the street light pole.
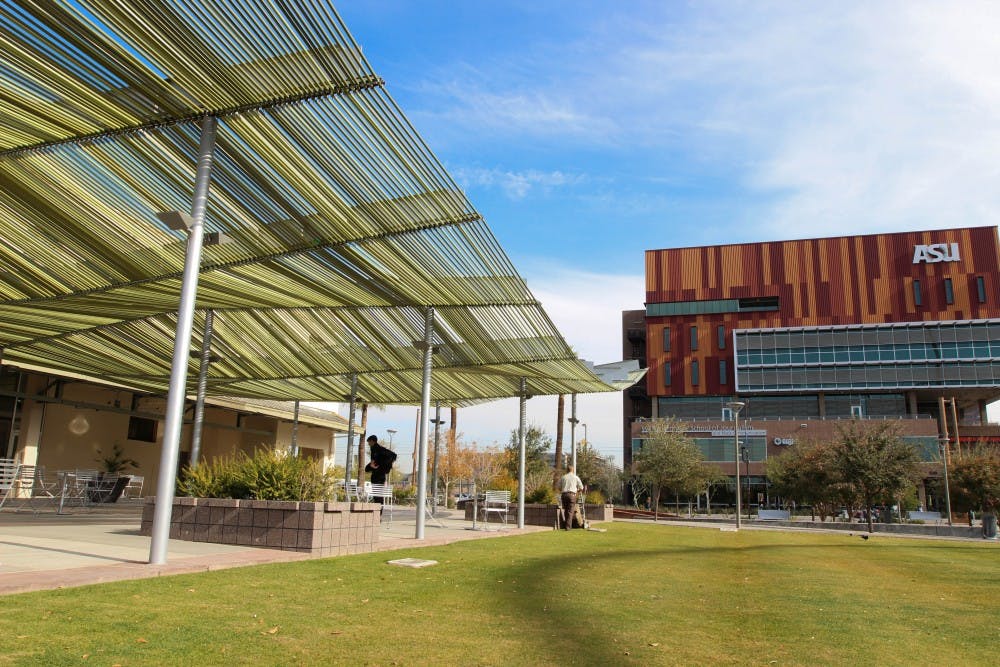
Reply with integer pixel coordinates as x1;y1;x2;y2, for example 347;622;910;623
741;445;751;519
727;401;746;530
386;428;396;450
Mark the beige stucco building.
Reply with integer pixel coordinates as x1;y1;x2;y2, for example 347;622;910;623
2;368;347;497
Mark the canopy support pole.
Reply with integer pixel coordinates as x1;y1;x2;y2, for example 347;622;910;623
430;402;443;516
290;400;301;456
343;375;358;493
414;307;435;539
189;308;214;466
517;378;528;528
150;115;218;565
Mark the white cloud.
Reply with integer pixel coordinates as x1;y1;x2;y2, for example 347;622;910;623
452;166;585;200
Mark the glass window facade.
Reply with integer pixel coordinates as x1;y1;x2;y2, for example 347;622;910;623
663;363;671;386
663;327;670;352
719;359;727;384
691;360;699;385
691;325;698;351
734;320;1000;392
718;325;726;349
977;276;987;303
944;278;954;304
913;280;921;306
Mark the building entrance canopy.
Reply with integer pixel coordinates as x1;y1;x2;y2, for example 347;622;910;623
0;0;617;405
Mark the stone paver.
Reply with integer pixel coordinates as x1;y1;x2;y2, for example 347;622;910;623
0;505;548;595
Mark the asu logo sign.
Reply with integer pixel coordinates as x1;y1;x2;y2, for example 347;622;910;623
912;243;960;264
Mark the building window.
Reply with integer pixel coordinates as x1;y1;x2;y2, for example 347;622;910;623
977;276;986;303
913;280;921;306
944;278;954;305
663;363;671;387
128;416;158;443
719;359;728;384
690;326;698;351
718;325;726;350
663;327;671;353
691;360;700;385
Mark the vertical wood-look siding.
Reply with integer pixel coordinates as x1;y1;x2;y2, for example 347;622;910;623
644;226;1000;396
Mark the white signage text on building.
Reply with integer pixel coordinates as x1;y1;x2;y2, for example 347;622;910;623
912;243;960;264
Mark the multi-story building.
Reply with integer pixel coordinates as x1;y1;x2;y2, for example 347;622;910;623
623;226;1000;509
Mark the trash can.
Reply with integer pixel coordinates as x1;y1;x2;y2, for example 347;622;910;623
983;513;998;540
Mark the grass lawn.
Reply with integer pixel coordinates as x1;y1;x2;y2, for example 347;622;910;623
1;523;997;666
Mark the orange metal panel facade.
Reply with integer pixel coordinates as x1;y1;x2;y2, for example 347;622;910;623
646;226;1000;397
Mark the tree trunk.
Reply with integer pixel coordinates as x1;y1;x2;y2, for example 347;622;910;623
554;394;565;488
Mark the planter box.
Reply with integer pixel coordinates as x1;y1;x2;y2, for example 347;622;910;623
463;502;613;526
139;497;381;556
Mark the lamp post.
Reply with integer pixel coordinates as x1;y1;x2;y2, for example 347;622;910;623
386;428;396;450
727;401;746;530
939;439;953;527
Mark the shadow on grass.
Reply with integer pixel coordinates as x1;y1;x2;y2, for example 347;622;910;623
490;527;991;666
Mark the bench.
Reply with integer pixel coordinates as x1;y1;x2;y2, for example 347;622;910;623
757;509;790;521
907;511;942;522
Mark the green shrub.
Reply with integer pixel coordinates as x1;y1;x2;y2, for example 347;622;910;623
526;486;556;504
393;486;416;504
178;449;335;502
585;489;605;505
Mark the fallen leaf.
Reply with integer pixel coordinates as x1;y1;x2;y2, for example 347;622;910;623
82;655;89;660
267;627;279;635
649;643;660;647
361;598;369;603
330;631;343;635
136;638;148;643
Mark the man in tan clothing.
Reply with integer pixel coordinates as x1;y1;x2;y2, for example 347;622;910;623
559;466;585;529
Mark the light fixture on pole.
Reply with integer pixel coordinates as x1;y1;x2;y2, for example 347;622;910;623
386;428;397;450
726;400;746;530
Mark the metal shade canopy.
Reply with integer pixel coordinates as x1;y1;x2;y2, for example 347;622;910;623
0;0;617;406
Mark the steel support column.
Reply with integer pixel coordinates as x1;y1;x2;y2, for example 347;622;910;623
149;115;218;565
189;309;214;466
517;378;528;529
414;308;435;539
343;375;358;491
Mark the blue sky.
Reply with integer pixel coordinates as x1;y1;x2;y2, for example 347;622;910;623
326;1;1000;468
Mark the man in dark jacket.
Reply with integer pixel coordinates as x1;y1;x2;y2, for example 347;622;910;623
364;434;396;486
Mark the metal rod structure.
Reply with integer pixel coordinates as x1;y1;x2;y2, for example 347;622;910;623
430;402;443;516
727;400;745;531
150;115;218;565
290;399;301;456
517;377;527;529
189;308;214;466
940;439;953;526
414;308;435;539
343;374;358;491
949;397;962;455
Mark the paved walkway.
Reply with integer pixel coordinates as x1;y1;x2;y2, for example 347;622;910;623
0;504;546;596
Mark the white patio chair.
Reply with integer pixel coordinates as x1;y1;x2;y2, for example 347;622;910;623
366;483;394;525
122;475;144;498
0;458;17;506
0;464;57;511
481;490;510;530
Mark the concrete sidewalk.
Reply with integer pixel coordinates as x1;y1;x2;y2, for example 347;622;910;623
0;505;546;596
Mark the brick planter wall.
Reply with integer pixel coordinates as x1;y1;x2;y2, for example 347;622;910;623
463;502;614;526
139;497;381;556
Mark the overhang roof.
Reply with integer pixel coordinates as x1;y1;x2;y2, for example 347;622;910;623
0;1;617;406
